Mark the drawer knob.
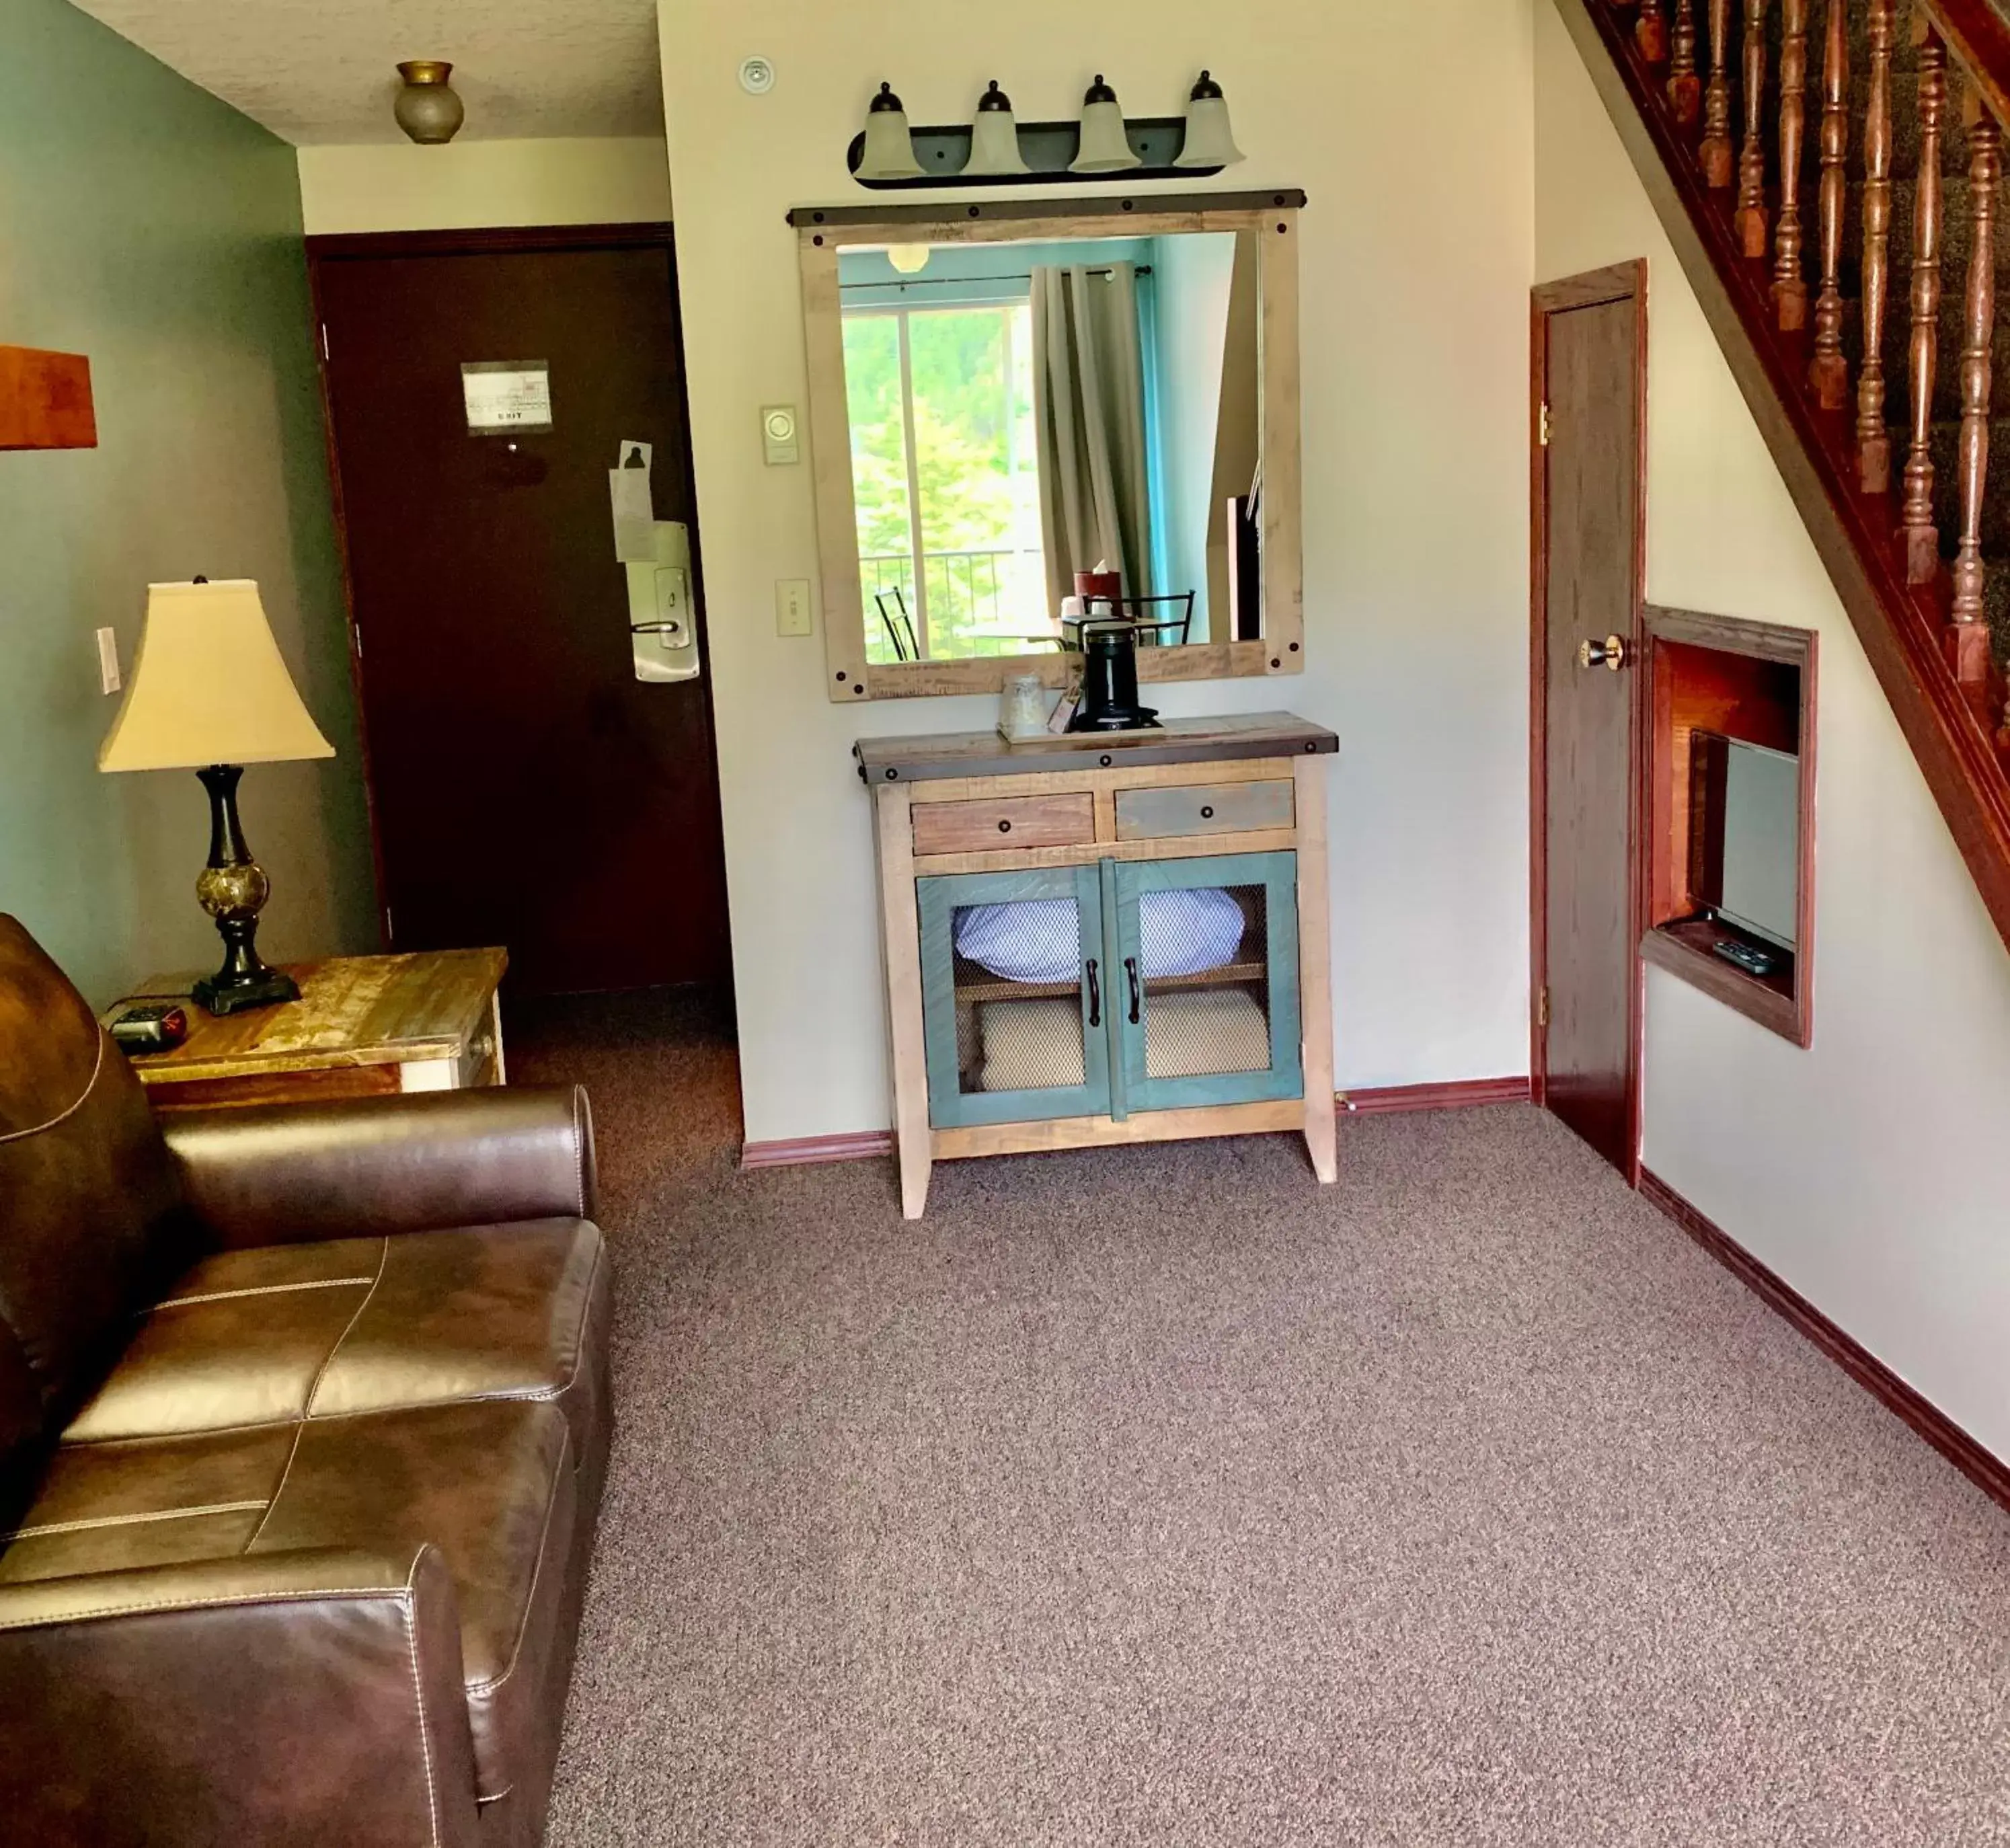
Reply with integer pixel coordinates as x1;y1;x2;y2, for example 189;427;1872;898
997;818;1012;833
1200;805;1214;820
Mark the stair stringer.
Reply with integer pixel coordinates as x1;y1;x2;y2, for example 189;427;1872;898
1554;0;2010;953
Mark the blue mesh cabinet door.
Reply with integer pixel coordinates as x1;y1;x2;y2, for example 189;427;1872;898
915;864;1112;1128
1108;852;1303;1115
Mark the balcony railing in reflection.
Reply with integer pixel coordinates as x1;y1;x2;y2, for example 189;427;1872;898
861;547;1050;660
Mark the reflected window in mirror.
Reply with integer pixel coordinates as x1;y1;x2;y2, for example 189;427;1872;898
836;231;1262;666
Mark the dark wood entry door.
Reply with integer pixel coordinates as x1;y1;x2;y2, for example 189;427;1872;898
312;228;730;996
1533;266;1644;1175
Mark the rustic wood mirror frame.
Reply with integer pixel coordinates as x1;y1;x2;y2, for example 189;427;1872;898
791;190;1306;703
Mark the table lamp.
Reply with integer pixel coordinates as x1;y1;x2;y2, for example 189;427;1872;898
98;578;335;1015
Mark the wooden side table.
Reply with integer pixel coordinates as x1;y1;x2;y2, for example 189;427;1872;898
110;948;508;1112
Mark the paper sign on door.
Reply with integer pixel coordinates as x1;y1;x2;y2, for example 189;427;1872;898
461;360;553;433
610;440;656;563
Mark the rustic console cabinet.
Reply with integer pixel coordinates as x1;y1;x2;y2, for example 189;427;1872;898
859;714;1339;1218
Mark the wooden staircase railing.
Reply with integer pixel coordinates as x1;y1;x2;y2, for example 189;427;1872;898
1555;0;2010;953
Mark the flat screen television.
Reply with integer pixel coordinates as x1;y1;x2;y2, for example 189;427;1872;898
1689;731;1799;951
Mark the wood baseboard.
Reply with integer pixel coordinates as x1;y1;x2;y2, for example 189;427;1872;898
1338;1077;1532;1114
740;1130;894;1170
1638;1168;2010;1516
747;1077;1531;1167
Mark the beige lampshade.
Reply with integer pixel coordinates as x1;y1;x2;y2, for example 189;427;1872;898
99;579;335;773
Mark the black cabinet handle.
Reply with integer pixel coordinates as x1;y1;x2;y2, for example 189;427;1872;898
1200;804;1214;820
1126;956;1141;1025
997;818;1012;833
1085;958;1101;1027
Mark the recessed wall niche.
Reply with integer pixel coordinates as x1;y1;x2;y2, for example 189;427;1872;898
1641;605;1818;1047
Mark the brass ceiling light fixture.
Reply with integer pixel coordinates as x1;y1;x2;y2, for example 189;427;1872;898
394;61;465;145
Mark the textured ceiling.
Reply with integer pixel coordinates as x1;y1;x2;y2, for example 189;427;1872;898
68;0;664;144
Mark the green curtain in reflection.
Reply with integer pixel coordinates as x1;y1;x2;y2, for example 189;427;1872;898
1030;263;1154;612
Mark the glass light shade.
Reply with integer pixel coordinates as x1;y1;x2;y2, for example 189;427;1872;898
393;61;465;146
964;79;1029;176
99;580;335;773
1071;77;1140;174
1175;71;1244;168
886;243;931;274
857;81;923;181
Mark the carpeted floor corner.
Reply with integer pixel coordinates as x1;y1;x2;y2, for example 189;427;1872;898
510;991;2010;1847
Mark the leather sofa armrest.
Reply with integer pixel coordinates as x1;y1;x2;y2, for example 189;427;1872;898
162;1084;599;1249
0;1543;482;1847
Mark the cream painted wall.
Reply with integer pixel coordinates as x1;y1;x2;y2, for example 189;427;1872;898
297;137;670;235
1536;0;2010;1458
659;1;1537;1145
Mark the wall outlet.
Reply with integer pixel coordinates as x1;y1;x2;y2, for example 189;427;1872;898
775;578;813;637
95;627;120;695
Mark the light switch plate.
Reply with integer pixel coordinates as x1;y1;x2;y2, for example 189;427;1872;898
775;578;813;637
95;627;120;694
761;403;800;466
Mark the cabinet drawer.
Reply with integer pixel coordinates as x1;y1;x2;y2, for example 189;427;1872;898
913;793;1095;856
1114;780;1294;841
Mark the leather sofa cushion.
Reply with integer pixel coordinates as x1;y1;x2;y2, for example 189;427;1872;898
0;919;188;1481
255;1400;576;1806
0;1399;574;1804
64;1219;607;1456
0;1424;291;1584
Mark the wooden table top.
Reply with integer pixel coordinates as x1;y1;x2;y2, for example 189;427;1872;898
853;711;1339;784
112;947;507;1085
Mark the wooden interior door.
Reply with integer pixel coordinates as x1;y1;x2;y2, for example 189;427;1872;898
1533;264;1646;1175
311;227;730;997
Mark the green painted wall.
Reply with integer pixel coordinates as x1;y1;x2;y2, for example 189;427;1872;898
0;0;373;1003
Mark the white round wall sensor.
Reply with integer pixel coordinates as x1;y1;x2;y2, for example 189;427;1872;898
739;56;776;95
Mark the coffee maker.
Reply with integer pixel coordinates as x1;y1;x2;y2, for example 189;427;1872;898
1068;617;1161;732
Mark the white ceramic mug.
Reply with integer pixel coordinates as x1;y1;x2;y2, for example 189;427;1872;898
999;673;1049;740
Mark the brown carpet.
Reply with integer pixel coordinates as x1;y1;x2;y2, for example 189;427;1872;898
509;991;2010;1846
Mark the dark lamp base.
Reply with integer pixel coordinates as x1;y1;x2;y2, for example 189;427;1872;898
193;966;301;1016
190;763;299;1017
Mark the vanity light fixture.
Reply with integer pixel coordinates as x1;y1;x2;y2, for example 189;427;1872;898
1173;71;1244;169
964;79;1030;176
856;81;924;181
886;244;931;274
393;61;465;145
1070;74;1141;174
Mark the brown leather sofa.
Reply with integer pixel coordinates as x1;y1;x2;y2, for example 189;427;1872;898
0;917;611;1848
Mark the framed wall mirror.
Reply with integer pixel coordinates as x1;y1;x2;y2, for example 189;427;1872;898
793;192;1305;701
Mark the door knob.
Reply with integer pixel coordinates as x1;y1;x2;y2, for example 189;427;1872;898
1578;633;1629;671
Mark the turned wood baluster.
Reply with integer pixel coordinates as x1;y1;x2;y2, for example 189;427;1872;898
1858;0;1896;491
1949;94;2001;705
1639;0;1670;62
1809;0;1850;406
1902;30;1947;583
1670;0;1702;120
1775;0;1810;330
1699;0;1736;184
1736;0;1771;256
